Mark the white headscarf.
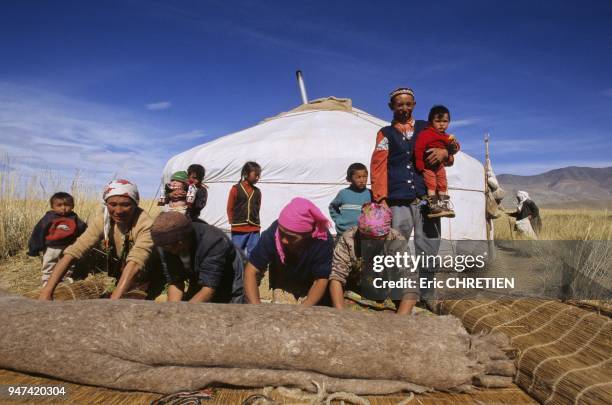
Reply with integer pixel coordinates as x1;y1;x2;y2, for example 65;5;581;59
516;190;530;211
102;179;140;244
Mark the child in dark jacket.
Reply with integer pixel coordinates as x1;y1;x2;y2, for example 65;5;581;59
27;192;87;286
414;105;460;218
186;164;208;221
329;163;372;236
161;171;190;214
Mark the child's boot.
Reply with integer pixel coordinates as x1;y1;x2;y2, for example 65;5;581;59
426;195;443;218
438;195;456;218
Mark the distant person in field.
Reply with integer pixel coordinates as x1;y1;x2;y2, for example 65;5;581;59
244;197;333;305
414;105;460;218
39;179;164;301
329;163;372;238
508;190;541;238
27;192;87;287
186;163;208;221
161;171;190;215
227;161;262;256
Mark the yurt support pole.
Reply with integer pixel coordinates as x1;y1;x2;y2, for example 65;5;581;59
296;70;308;104
484;133;491;243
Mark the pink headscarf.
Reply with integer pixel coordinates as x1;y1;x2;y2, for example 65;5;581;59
274;197;330;264
358;202;392;238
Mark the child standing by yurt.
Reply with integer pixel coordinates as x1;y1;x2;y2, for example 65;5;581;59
227;161;262;256
329;163;372;237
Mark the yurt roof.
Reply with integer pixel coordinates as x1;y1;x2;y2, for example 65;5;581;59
163;96;483;191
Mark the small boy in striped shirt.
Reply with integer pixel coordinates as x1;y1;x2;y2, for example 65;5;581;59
329;163;372;237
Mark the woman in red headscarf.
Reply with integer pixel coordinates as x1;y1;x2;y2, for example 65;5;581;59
244;197;334;305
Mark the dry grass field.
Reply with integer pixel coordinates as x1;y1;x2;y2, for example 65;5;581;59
494;208;612;241
494;209;611;300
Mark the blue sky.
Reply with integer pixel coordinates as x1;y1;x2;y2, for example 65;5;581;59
1;0;611;197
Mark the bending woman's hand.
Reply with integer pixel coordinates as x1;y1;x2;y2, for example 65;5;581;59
110;261;141;299
301;278;329;306
244;262;262;304
38;289;53;301
329;279;345;309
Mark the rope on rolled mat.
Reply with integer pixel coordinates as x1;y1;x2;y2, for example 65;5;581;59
515;311;598;381
258;381;370;405
471;298;530;333
542;358;612;404
458;300;501;321
445;298;518;325
490;300;557;335
324;391;370;405
242;393;278;405
507;305;574;343
527;318;611;394
442;299;530;335
395;392;415;404
67;283;77;300
151;388;214;405
447;299;468;314
275;386;325;403
572;381;612;405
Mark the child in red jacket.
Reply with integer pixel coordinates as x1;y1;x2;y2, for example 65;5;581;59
414;105;460;218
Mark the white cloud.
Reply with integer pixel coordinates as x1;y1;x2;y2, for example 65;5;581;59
170;130;207;142
451;118;480;128
0;83;197;197
145;101;172;110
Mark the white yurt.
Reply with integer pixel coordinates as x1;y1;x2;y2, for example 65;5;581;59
162;97;487;240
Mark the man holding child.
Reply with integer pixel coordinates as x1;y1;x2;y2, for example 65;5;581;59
370;88;447;298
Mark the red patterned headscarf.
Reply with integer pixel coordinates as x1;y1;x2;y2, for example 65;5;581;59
102;179;140;245
358;202;392;238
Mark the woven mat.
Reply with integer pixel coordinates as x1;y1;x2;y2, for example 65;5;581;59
434;298;612;404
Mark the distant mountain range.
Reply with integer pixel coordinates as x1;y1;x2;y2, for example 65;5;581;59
497;166;612;209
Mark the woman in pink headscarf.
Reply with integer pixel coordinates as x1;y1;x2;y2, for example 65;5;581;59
329;203;418;315
244;197;334;305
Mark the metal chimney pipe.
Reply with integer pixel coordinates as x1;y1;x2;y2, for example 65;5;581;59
296;70;308;104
